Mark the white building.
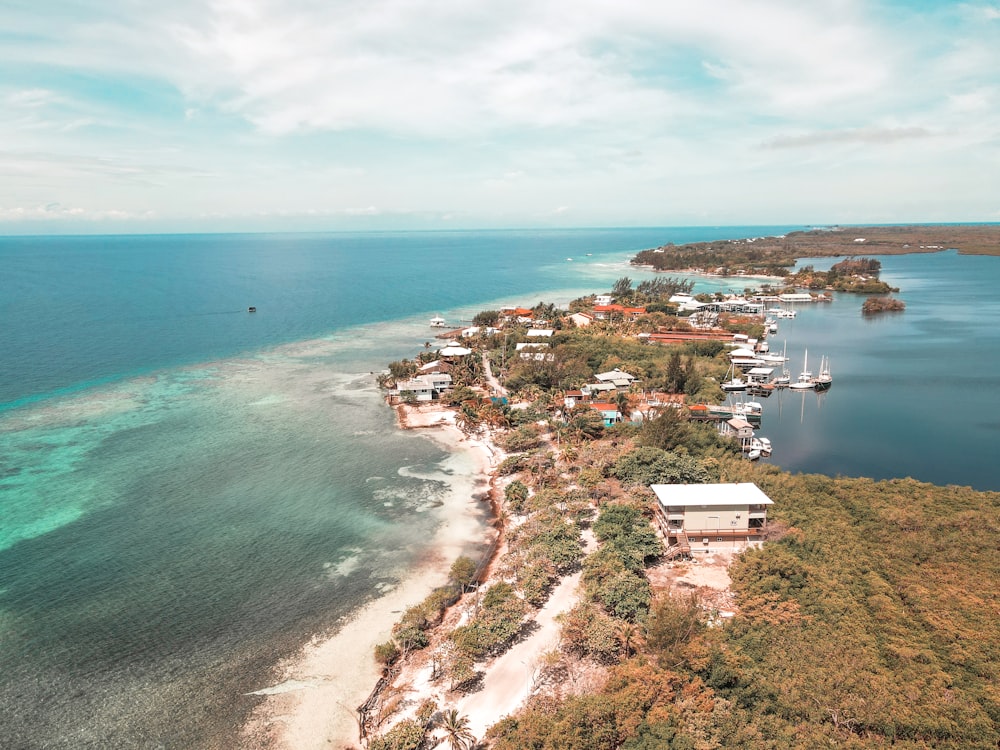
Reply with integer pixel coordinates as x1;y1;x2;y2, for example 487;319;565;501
650;482;774;552
396;373;453;401
594;368;638;388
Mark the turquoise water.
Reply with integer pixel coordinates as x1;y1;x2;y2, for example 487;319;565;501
0;229;997;748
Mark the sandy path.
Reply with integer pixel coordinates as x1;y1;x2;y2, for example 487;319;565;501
456;570;581;737
456;529;595;739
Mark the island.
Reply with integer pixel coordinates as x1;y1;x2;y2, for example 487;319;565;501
862;297;907;314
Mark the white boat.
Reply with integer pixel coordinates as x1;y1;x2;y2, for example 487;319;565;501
813;356;832;390
735;400;763;417
759;351;789;364
746;449;762;461
789;349;816;390
429;315;446;328
767;307;797;319
720;363;748;392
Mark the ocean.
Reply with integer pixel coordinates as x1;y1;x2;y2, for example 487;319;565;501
1;228;998;748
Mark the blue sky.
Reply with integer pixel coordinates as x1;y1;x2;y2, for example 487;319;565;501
2;0;998;233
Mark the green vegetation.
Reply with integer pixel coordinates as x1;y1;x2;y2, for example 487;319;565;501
863;296;907;314
489;469;1000;749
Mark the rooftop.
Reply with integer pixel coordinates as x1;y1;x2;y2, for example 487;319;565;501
650;482;774;507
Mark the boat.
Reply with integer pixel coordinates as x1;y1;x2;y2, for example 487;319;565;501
759;351;789;365
766;307;796;319
789;349;816;390
429;315;446;328
720;363;748;392
705;398;762;422
812;356;832;390
248;306;256;313
746;449;761;461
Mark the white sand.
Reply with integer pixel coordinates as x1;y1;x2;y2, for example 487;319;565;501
241;413;497;750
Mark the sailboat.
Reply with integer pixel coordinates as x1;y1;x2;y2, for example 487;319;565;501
789;349;816;390
813;356;832;390
720;362;748;392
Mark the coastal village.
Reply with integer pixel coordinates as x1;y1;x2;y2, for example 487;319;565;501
314;236;1000;750
359;266;847;749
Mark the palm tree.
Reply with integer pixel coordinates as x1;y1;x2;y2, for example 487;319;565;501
435;708;475;750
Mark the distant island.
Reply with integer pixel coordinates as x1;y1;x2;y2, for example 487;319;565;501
632;224;1000;279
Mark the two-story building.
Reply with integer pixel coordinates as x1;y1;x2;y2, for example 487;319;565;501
650;482;773;552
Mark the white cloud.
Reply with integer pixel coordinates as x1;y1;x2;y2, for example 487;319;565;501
762;127;935;149
0;0;998;228
0;203;155;222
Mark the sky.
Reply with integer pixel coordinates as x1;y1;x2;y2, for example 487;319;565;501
2;0;999;234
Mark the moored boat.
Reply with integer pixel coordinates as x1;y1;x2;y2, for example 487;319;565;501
812;356;832;390
789;349;816;390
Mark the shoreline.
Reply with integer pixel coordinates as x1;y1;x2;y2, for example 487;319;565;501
241;402;500;750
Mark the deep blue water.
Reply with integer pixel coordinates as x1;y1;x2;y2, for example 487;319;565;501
1;227;998;749
1;228;779;409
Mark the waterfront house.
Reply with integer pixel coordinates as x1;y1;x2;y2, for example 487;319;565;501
396;377;435;402
396;373;453;401
719;417;755;451
651;482;774;552
569;312;595;327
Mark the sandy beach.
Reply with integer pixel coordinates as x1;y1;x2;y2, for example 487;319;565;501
242;398;737;749
241;402;498;750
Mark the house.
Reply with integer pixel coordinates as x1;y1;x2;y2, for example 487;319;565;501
581;382;617;398
595;294;613;306
592;304;647;321
668;294;705;312
569;312;594;327
563;390;586;409
525;329;555;338
594;368;638;388
650;482;774;552
589;402;623;426
396;373;454;401
500;306;534;323
438;344;473;357
718;417;760;454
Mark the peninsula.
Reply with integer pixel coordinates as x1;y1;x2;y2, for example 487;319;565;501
319;264;1000;750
